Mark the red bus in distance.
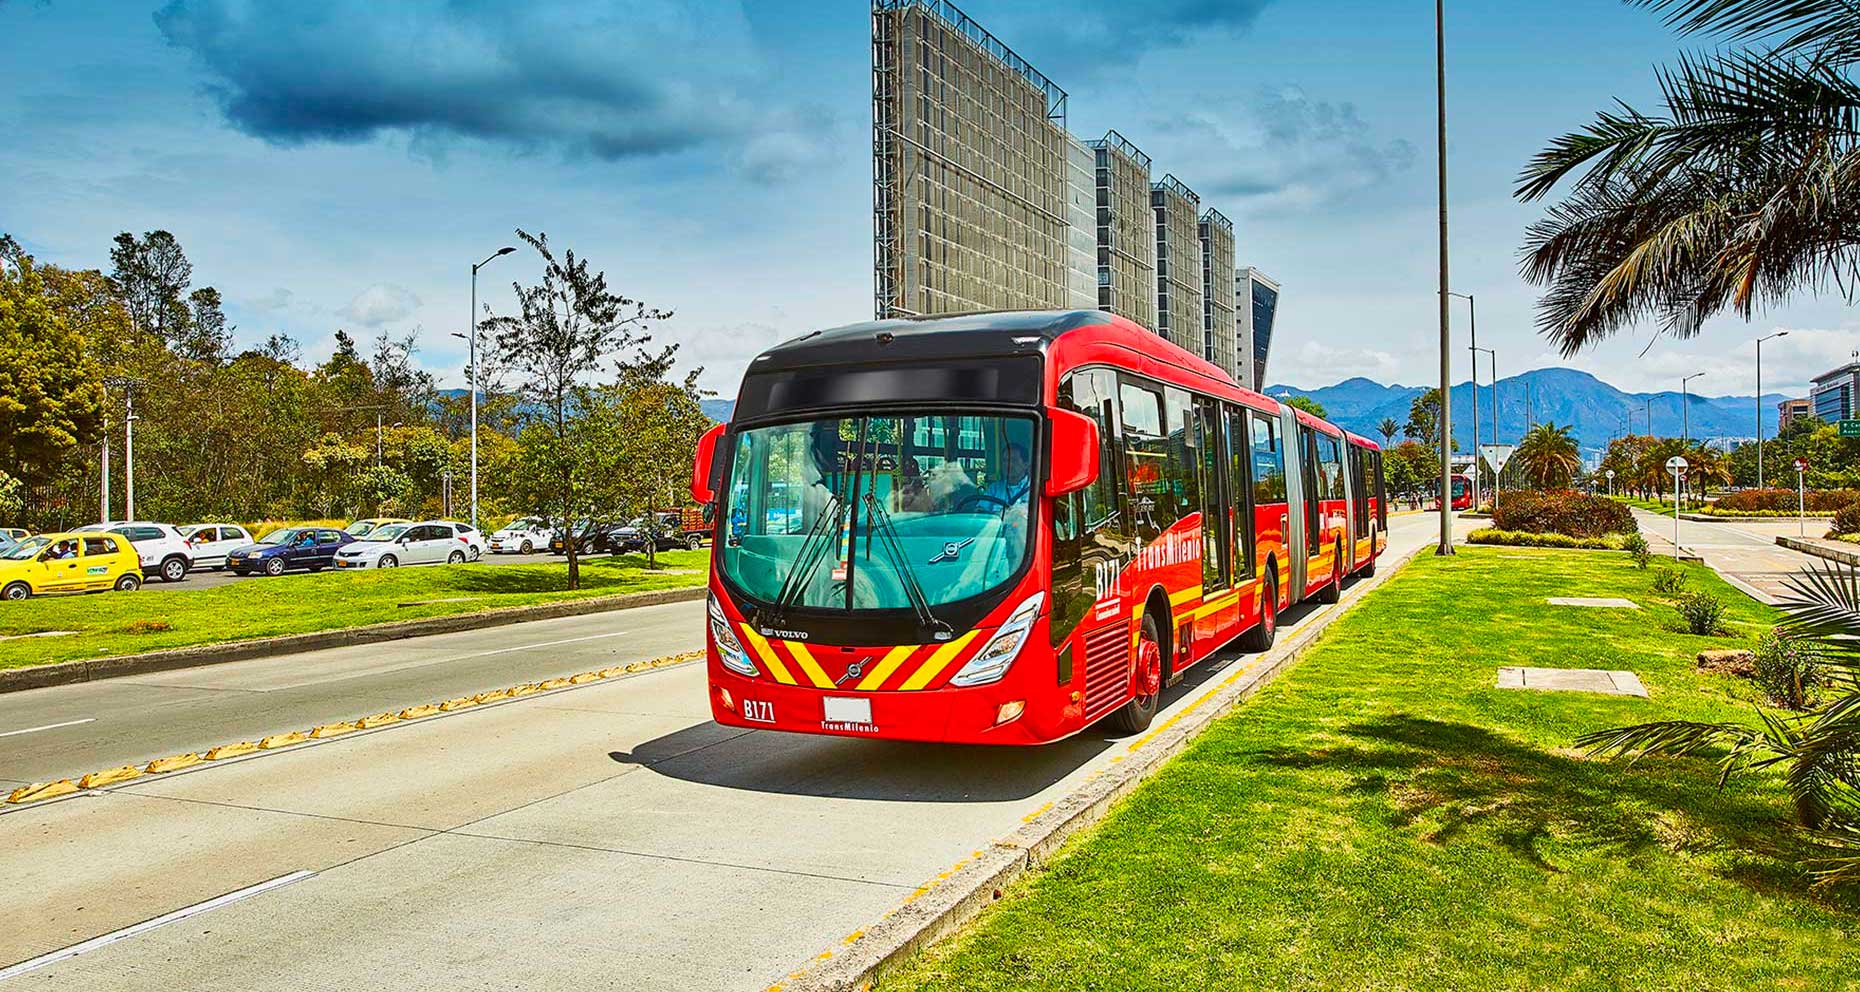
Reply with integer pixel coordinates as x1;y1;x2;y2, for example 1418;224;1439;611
691;311;1387;745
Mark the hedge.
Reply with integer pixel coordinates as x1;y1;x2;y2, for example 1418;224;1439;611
1467;528;1623;550
1491;489;1635;538
1715;488;1860;512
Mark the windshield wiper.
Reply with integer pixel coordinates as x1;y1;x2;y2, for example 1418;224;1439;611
770;492;844;622
862;492;953;639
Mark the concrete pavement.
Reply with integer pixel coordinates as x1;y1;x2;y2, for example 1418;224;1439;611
0;512;1463;991
1629;507;1820;604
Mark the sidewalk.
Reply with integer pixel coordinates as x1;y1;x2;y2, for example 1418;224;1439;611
1628;507;1812;604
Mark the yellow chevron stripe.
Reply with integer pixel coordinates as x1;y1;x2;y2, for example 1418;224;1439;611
1131;600;1147;651
739;625;796;685
856;645;917;691
785;640;835;689
899;631;980;691
1169;585;1204;607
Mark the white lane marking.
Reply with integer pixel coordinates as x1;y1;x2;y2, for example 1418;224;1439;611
0;718;94;739
0;869;316;980
261;629;639;690
465;630;632;659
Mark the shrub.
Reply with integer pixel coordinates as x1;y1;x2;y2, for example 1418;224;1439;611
1490;489;1635;538
1828;502;1860;538
1715;488;1860;513
1623;531;1651;569
1675;590;1727;636
1466;528;1619;549
1752;628;1824;710
1651;567;1688;596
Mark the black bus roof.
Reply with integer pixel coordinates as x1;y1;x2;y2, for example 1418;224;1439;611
746;310;1113;375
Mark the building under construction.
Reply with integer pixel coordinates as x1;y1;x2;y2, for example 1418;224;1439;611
1199;209;1236;376
871;0;1265;384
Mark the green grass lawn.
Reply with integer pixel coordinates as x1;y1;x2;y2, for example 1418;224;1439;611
885;548;1860;991
0;550;708;671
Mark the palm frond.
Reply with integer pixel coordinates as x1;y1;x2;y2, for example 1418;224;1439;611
1636;0;1860;59
1778;559;1860;662
1577;718;1769;764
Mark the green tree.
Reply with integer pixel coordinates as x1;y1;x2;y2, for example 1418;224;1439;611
1404;388;1443;450
483;229;673;589
1515;421;1583;489
108;230;194;346
1377;417;1399;445
1517;1;1860;353
0;240;104;491
179;286;232;364
1282;394;1327;418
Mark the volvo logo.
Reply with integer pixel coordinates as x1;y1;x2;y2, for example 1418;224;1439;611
835;659;867;686
760;628;810;640
928;537;975;564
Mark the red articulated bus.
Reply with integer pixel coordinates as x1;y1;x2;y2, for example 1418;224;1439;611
691;310;1388;745
1442;473;1473;511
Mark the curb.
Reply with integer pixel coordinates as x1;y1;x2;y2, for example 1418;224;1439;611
1777;534;1860;567
0;585;706;696
773;543;1427;992
1680;512;1832;522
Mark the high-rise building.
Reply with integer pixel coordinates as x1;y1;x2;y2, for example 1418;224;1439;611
1151;175;1202;354
1236;267;1280;391
1811;362;1860;422
1778;396;1812;428
871;0;1071;318
1198;209;1236;378
1062;135;1098;310
1090;130;1155;328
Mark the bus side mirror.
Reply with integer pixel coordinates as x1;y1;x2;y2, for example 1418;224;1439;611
1045;409;1100;497
691;424;726;503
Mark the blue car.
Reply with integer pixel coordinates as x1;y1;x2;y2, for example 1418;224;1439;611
224;526;355;577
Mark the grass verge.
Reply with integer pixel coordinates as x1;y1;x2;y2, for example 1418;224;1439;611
884;548;1860;991
0;550;708;671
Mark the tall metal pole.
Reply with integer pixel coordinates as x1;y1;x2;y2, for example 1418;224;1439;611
124;390;136;522
1435;0;1453;555
1476;346;1497;505
1756;331;1787;489
100;423;110;524
377;410;384;467
1453;292;1478;510
468;247;514;531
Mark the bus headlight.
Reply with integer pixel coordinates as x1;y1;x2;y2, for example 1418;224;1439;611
709;593;758;677
949;592;1044;688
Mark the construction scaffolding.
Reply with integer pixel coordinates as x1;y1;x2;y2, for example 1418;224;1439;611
1089;130;1155;329
1199;209;1236;378
871;0;1071;319
1152;174;1203;353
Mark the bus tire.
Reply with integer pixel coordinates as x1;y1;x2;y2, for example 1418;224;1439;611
1241;571;1277;652
1317;543;1343;604
1360;535;1378;578
1108;611;1164;735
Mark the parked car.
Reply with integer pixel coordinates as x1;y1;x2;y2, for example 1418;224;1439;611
441;520;486;560
345;517;409;538
334;521;479;569
488;518;555;554
549;520;597;555
224;527;355;576
0;527;29;542
611;514;696;553
179;523;255;570
658;506;711;549
0;532;142;600
77;521;193;582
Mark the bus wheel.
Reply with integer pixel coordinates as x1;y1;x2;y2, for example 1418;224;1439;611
1109;612;1164;734
1241;572;1277;652
1318;544;1343;604
1360;533;1378;577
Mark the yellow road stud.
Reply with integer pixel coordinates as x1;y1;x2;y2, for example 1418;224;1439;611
471;689;512;704
145;753;202;774
204;741;259;760
599;665;628;678
8;779;79;804
538;677;571;690
439;697;478;712
259;731;309;749
357;712;399;729
79;765;142;789
310;721;360;739
569;672;601;685
400;704;440;720
624;662;647;673
508;683;541;697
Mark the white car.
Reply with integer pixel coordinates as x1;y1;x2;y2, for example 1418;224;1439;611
487;518;554;554
179;523;255;570
333;520;479;569
78;521;193;582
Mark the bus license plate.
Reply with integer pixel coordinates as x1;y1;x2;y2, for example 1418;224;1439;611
822;696;872;728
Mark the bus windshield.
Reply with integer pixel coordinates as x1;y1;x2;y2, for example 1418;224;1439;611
718;413;1036;615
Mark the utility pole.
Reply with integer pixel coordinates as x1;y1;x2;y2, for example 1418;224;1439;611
1756;332;1787;489
100;416;110;524
468;246;517;532
124;389;137;522
1452;292;1478;510
1434;0;1453;555
1681;371;1705;448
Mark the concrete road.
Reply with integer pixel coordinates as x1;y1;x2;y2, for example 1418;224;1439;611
1630;507;1818;603
0;512;1464;991
141;551;562;594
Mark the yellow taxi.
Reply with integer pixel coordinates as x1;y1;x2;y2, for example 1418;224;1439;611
345;517;409;538
0;532;144;601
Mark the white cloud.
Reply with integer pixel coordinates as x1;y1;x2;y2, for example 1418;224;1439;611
1269;340;1401;388
337;283;421;328
1550;323;1860;397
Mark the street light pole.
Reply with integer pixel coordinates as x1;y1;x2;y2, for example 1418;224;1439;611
469;246;517;532
124;390;137;522
1757;331;1787;489
1434;0;1453;555
1681;371;1705;448
1474;345;1497;504
1451;292;1478;510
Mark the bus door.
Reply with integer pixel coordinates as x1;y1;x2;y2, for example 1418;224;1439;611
1299;425;1325;589
1050;369;1132;718
1277;406;1307;599
1193;397;1233;646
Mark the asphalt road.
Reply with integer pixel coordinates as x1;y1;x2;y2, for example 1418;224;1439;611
1630;507;1820;603
0;511;1460;990
142;550;563;593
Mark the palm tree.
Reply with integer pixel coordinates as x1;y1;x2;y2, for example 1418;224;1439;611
1580;560;1860;886
1378;417;1400;446
1514;422;1583;489
1516;0;1860;354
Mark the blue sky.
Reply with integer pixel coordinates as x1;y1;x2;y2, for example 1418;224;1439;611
4;0;1856;405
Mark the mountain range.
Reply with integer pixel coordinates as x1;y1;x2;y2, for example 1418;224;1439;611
1265;368;1784;453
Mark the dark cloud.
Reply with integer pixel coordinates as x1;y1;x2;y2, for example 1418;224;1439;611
988;0;1272;66
153;0;826;172
1147;88;1414;214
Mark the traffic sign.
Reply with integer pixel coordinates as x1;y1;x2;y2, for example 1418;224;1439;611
1665;455;1688;475
1841;420;1860;437
1796;457;1809;473
1604;469;1615;479
1479;444;1514;473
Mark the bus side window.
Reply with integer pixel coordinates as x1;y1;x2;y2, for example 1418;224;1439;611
1249;412;1285;505
1119;380;1170;545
